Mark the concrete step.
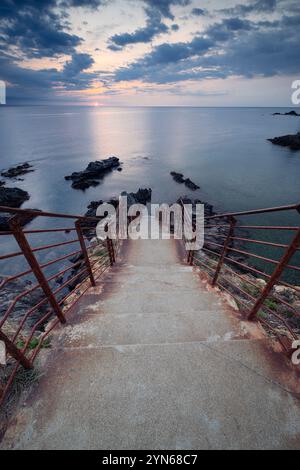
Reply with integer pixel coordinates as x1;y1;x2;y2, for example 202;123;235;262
79;289;224;315
58;310;244;348
6;339;299;450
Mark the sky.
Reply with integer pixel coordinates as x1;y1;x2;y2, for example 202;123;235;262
0;0;300;106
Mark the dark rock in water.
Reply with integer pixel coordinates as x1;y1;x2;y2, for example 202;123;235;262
0;209;41;232
170;171;185;184
117;167;123;172
171;171;200;190
0;186;30;208
272;110;300;117
65;157;121;190
1;162;34;179
71;179;99;190
268;133;300;150
121;188;152;206
184;178;200;191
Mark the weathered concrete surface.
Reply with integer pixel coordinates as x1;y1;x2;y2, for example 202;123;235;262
1;239;300;450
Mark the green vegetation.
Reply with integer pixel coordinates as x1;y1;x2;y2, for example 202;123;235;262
257;310;268;320
17;336;51;351
241;282;260;298
264;299;278;311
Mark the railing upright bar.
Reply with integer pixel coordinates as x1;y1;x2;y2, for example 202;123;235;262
212;216;236;286
0;330;32;370
106;238;115;266
247;228;300;321
9;216;66;325
75;220;96;287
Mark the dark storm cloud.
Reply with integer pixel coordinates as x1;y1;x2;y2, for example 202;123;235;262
108;8;168;50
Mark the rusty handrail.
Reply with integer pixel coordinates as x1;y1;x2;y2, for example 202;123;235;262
0;204;118;406
179;199;300;350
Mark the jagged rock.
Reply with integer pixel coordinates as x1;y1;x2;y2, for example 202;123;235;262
0;276;49;328
170;171;200;190
170;171;185;183
268;133;300;150
0;187;30;208
184;178;200;191
1;162;34;179
121;188;152;206
65;157;121;190
0;210;41;232
272;110;300;116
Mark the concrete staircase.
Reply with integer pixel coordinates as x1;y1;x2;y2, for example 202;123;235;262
1;238;300;449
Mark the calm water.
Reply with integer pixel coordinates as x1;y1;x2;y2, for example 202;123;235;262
0;106;299;281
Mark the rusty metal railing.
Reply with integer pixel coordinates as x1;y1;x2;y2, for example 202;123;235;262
180;201;300;352
0;205;119;406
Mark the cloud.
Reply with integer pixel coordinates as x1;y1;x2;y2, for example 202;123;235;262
191;8;206;16
219;0;278;16
114;12;300;85
63;52;94;77
108;8;168;50
143;0;191;20
0;51;97;103
0;1;83;58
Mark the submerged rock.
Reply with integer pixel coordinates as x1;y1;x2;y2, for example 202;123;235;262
0;186;30;208
1;162;34;179
268;133;300;150
65;157;121;190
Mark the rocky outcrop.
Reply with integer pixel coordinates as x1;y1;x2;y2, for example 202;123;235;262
268;133;300;150
0;210;41;231
0;187;30;208
170;172;200;191
170;172;185;184
272;110;300;116
0;276;49;328
184;178;200;191
121;188;152;207
1;162;34;179
65;157;121;190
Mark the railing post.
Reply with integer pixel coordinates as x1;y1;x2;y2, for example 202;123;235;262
212;216;236;286
0;330;32;370
9;217;66;324
75;221;96;287
188;250;194;266
248;228;300;321
106;238;115;266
